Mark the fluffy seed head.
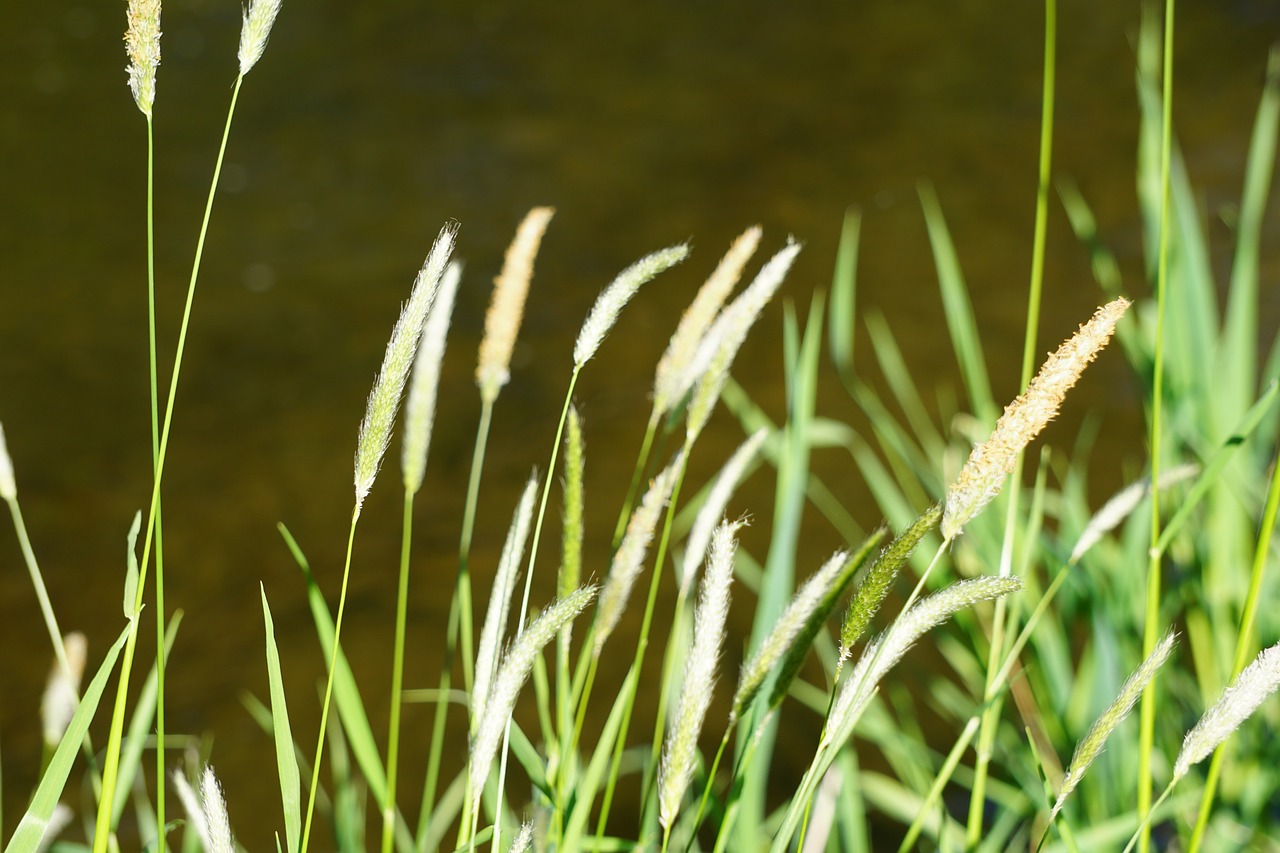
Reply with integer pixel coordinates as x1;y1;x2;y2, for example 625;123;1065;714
509;822;535;853
1070;463;1199;563
659;520;740;829
680;429;766;596
172;766;235;853
469;586;596;813
593;452;684;656
942;298;1129;541
653;226;762;417
238;0;284;75
477;207;554;402
402;260;462;495
124;0;162;116
1051;630;1177;820
354;222;457;514
1174;640;1280;782
0;421;16;501
574;244;689;368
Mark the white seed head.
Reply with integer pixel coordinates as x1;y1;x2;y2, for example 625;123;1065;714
680;429;766;596
942;298;1129;541
1070;462;1199;563
172;765;235;853
1174;640;1280;782
573;244;689;368
238;0;284;75
478;207;554;402
124;0;162;116
402;260;462;495
354;222;457;513
0;421;16;501
40;633;86;748
509;822;535;853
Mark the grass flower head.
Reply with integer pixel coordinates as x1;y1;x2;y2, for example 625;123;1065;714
124;0;162;117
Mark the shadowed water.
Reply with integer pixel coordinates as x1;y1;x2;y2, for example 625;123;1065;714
1;0;1278;847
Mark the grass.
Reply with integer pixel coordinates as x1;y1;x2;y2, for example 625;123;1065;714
4;0;1280;852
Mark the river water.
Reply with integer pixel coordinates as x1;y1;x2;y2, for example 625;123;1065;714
2;0;1278;848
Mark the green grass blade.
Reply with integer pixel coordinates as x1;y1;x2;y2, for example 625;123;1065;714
828;208;861;381
6;626;129;853
559;666;638;851
262;585;302;853
123;511;141;620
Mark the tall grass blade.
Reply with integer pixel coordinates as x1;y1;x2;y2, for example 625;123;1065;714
828;208;861;381
262;586;301;853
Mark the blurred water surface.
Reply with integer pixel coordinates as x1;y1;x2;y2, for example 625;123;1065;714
2;0;1278;846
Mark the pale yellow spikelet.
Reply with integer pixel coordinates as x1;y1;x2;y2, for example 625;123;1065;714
237;0;284;75
1051;630;1177;820
574;244;690;368
41;633;86;748
653;226;762;417
402;260;462;495
124;0;162;117
477;207;555;403
354;222;457;514
0;421;16;501
1173;640;1280;782
941;297;1130;542
593;452;684;656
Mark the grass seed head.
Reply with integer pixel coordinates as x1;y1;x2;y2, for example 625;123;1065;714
942;297;1130;542
477;207;554;403
237;0;283;75
573;243;690;368
124;0;162;116
402;260;462;495
1174;640;1280;782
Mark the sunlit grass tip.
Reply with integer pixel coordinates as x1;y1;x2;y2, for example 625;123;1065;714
509;821;535;853
402;259;462;495
941;297;1130;542
472;473;539;729
653;226;762;418
237;0;284;76
593;451;684;657
40;632;86;748
829;576;1022;738
730;546;849;724
573;243;690;368
1173;640;1280;782
172;765;235;853
659;518;741;830
0;420;16;501
124;0;161;117
679;428;766;596
478;207;555;403
469;585;597;813
1051;630;1177;820
354;221;458;514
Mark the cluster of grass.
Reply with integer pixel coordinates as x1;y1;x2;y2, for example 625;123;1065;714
4;1;1280;852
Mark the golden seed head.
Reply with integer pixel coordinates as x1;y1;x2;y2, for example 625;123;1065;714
124;0;162;116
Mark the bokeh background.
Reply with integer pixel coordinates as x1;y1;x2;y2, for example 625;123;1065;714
3;0;1279;846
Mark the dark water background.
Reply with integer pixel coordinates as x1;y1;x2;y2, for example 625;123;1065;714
3;0;1279;847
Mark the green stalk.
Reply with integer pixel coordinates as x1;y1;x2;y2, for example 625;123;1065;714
966;2;1054;842
1185;451;1280;850
1137;3;1175;849
419;397;493;849
383;493;415;853
611;409;661;548
92;74;244;853
300;508;361;853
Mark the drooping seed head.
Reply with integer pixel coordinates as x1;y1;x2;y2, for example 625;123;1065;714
124;0;162;116
402;260;462;495
237;0;284;75
477;207;554;403
573;244;689;368
680;429;767;596
942;298;1130;542
354;222;457;514
1070;463;1198;563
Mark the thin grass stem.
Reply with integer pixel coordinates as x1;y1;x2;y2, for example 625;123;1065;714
382;493;415;853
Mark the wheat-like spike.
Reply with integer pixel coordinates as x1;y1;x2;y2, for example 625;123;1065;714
402;260;462;495
1173;640;1280;782
237;0;283;75
477;207;555;403
653;226;762;417
354;222;457;515
1070;462;1199;562
124;0;161;117
659;519;740;830
469;586;597;813
573;244;689;368
685;240;801;442
1051;630;1177;820
199;766;235;853
679;428;767;597
508;821;535;853
472;473;538;729
40;633;86;748
593;452;683;656
0;421;16;501
828;576;1022;739
559;406;585;601
942;297;1129;542
730;547;848;724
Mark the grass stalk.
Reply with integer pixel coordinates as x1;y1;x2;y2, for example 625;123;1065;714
381;494;415;853
1136;2;1176;849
